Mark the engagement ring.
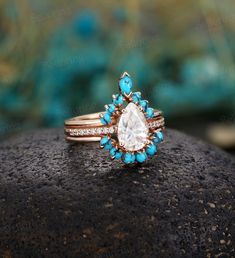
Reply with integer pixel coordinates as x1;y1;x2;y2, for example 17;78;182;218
64;72;165;164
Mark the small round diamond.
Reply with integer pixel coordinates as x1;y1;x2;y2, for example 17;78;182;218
91;128;96;135
109;127;114;134
79;130;85;136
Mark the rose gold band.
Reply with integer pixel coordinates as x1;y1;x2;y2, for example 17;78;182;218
64;110;165;142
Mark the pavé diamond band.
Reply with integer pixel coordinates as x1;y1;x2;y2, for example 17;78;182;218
65;72;165;164
65;111;164;141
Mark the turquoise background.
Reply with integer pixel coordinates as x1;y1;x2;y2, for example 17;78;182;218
0;0;234;145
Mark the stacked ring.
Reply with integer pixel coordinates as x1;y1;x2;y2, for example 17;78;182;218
65;72;165;164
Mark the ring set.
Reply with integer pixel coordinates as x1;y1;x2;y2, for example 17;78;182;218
64;72;165;165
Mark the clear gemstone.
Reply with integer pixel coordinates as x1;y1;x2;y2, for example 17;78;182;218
103;128;109;134
97;128;102;134
79;130;84;136
118;103;149;151
92;128;98;135
109;127;114;134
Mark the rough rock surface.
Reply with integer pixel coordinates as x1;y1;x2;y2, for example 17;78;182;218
0;128;234;258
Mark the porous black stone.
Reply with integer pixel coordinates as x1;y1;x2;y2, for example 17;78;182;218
0;129;234;258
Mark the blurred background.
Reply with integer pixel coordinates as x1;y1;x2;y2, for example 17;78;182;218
0;0;234;155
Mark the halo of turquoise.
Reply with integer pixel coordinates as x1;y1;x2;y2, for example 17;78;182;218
100;73;164;165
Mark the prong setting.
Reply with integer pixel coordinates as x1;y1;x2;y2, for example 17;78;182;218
120;71;130;78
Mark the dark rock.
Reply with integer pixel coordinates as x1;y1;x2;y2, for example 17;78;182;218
0;128;234;258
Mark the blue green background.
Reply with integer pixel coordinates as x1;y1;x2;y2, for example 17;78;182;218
0;0;234;147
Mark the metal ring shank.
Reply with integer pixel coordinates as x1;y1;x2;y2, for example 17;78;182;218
65;110;162;126
64;110;164;142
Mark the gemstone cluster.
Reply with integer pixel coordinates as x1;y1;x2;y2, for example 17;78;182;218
100;72;164;164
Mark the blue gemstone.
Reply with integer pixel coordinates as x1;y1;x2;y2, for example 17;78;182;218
146;144;157;156
156;131;164;141
153;131;164;144
113;94;124;106
110;147;117;157
153;137;160;144
100;136;109;146
115;151;123;160
119;75;133;95
107;104;116;113
139;100;148;111
136;152;147;163
103;112;111;123
132;92;141;103
104;140;113;150
146;107;154;118
100;118;108;125
123;153;135;164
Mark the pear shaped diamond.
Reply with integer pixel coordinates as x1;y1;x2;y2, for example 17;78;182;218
118;103;149;151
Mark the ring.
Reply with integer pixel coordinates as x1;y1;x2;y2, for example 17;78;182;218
64;72;165;164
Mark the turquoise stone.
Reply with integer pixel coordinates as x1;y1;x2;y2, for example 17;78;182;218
136;152;147;163
153;137;160;144
100;136;109;146
146;144;157;156
110;147;117;157
139;100;148;111
119;75;133;95
104;140;113;150
107;104;116;113
146;107;154;118
115;151;122;160
132;92;141;103
103;112;111;123
156;131;164;141
100;118;108;125
113;94;124;106
123;153;135;164
153;131;164;144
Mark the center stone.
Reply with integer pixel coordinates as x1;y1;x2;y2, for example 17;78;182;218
117;103;149;151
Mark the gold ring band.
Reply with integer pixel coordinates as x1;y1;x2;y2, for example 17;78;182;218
64;110;164;142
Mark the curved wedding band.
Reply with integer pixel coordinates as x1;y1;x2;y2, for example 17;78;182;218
65;110;164;142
